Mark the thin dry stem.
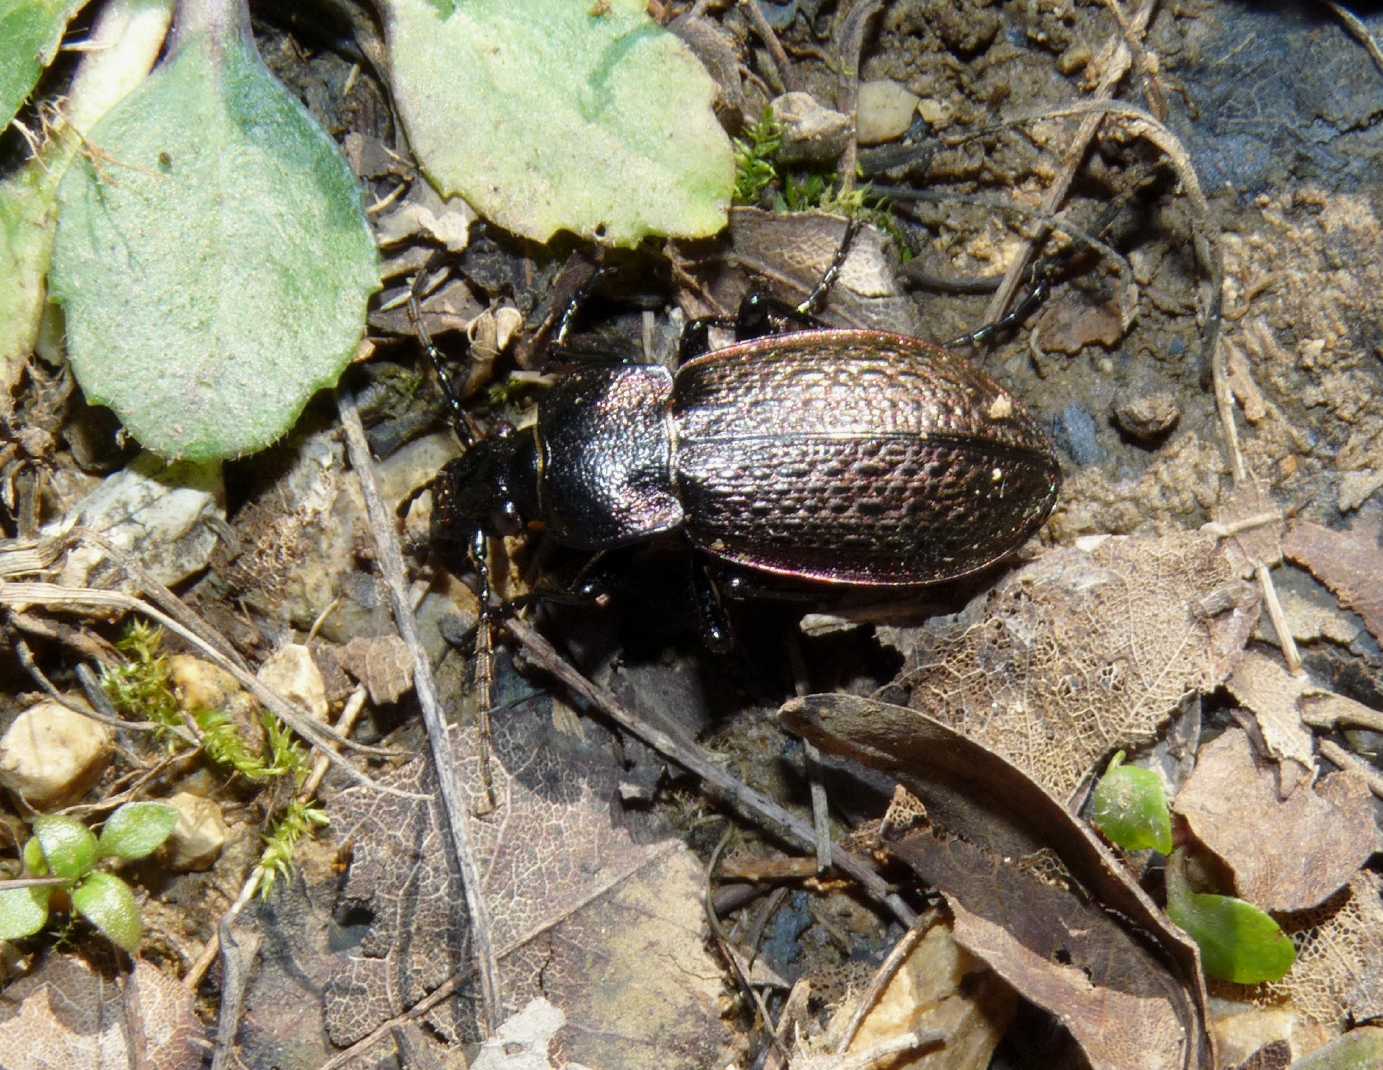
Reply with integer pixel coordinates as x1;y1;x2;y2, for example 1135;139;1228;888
834;911;938;1054
982;0;1156;323
503;616;916;927
337;385;503;1037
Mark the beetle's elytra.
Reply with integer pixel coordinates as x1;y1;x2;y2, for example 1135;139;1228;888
432;324;1060;590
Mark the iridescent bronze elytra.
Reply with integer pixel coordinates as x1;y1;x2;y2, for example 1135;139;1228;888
421;223;1061;649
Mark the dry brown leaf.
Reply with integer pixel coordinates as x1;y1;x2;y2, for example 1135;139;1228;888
0;957;202;1070
1033;294;1125;353
1172;729;1373;912
781;693;1214;1070
833;922;1015;1070
340;634;414;704
323;695;732;1068
945;898;1186;1070
882;531;1259;799
1225;652;1317;767
1283;514;1383;645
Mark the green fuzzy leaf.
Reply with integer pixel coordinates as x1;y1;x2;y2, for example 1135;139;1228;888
1090;751;1173;854
385;0;733;246
1165;848;1296;984
51;15;380;461
33;816;98;881
0;0;89;134
98;801;178;861
0;156;64;410
72;871;142;952
0;884;52;941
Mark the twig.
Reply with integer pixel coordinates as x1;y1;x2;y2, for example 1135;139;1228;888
70;525;249;672
9;608;118;664
834;910;938;1054
1319;740;1383;800
832;1029;946;1069
0;876;69;890
785;632;832;871
834;0;883;197
12;632;183;738
738;0;791;94
209;918;261;1070
706;828;790;1060
337;385;503;1037
981;0;1157;325
1301;701;1383;735
121;964;149;1070
1323;1;1383;77
503;616;916;927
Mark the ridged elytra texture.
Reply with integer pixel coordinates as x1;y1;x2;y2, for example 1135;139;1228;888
669;330;1060;585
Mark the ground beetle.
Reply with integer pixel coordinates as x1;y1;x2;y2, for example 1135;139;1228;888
415;221;1061;650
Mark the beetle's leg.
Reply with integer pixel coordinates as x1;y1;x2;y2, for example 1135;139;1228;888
796;216;862;317
410;262;478;450
733;291;823;341
552;264;620;350
467;528;498;811
677;315;736;364
730;216;862;339
691;560;735;653
718;567;827;603
943;260;1054;349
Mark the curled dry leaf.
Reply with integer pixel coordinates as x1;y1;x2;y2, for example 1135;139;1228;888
1172;729;1373;913
880;531;1260;799
681;208;923;334
1283;514;1383;646
781;693;1214;1070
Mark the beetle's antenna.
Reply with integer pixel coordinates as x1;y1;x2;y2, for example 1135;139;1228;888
797;216;863;317
467;527;498;810
409;265;477;450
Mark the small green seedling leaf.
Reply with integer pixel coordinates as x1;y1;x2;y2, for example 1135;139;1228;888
72;871;142;952
1165;848;1295;984
0;884;52;941
98;801;178;861
1091;751;1173;854
51;8;380;461
33;816;98;881
23;834;47;876
0;0;90;133
385;0;733;246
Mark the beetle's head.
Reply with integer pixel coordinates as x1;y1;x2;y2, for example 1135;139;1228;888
431;425;537;549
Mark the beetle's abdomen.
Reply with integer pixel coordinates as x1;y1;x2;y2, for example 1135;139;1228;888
537;365;683;549
671;330;1060;585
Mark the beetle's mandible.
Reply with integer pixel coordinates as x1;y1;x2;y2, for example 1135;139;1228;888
429;308;1061;616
